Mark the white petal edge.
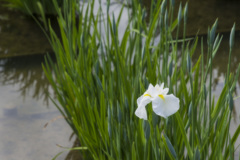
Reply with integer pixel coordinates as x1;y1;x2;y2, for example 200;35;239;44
155;84;161;89
152;94;179;118
161;88;169;95
160;83;164;90
147;83;156;96
148;83;154;90
135;95;151;120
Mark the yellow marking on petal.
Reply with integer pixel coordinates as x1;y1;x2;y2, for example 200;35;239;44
158;94;165;100
144;94;152;97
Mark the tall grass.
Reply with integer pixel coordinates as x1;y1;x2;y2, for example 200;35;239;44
43;0;240;159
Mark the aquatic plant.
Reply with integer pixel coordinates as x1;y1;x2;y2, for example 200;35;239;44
43;0;240;159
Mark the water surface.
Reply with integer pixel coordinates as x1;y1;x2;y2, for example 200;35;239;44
0;55;82;160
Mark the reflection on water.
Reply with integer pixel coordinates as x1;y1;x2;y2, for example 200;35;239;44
0;55;50;104
175;0;240;36
0;55;81;160
0;55;52;105
0;1;52;58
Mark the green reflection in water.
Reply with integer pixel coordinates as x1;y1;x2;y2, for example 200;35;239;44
0;0;52;58
0;55;52;105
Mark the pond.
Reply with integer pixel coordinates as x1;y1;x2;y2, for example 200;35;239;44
0;0;240;159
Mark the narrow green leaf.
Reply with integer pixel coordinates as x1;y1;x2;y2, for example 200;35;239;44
164;134;177;159
228;91;234;111
229;23;235;49
169;60;173;77
171;0;175;7
112;14;116;36
177;3;182;26
194;147;200;160
187;52;191;73
132;142;136;160
210;19;218;45
175;112;193;159
184;2;188;23
144;120;150;140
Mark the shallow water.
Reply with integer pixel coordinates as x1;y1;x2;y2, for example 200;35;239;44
1;0;240;159
0;55;83;160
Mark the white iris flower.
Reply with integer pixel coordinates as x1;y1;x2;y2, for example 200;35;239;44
135;83;180;120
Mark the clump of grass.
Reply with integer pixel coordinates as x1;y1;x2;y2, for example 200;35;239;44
43;0;240;159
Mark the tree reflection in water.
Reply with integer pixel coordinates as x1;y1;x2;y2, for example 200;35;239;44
0;54;54;105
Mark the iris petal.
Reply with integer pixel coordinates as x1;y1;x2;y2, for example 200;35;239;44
152;94;179;118
161;88;169;95
135;95;151;120
160;83;164;90
155;84;161;89
147;84;156;95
